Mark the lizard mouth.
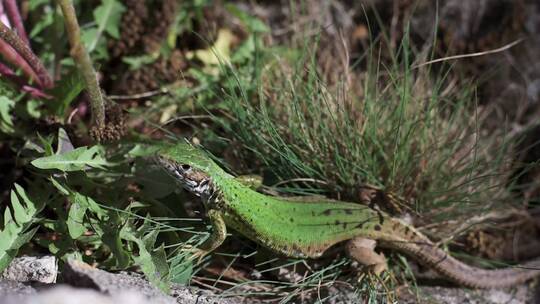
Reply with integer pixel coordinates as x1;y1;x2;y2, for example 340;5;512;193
154;155;211;197
154;155;188;180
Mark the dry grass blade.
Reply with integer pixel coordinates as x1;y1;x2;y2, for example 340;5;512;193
412;38;524;69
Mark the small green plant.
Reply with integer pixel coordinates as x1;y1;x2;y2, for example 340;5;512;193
4;129;207;291
0;184;46;270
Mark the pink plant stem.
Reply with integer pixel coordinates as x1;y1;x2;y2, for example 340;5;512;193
0;60;11;74
0;20;52;88
4;0;29;46
21;84;51;98
0;61;50;98
0;37;40;85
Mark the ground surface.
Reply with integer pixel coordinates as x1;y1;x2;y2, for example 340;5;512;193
1;257;539;303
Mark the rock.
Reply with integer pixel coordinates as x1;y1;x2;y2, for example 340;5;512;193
2;285;167;304
0;279;36;297
400;285;537;304
61;260;176;304
1;256;57;283
62;259;235;304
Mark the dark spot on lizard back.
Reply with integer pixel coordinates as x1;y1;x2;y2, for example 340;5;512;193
342;222;348;229
322;209;332;216
377;212;384;225
290;218;294;223
344;209;353;215
335;220;340;225
403;226;412;236
374;224;382;231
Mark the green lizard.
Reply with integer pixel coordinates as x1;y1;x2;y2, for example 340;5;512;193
154;142;540;289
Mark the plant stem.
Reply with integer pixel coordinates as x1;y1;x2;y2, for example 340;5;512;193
0;38;40;84
0;61;50;98
4;0;30;46
56;0;105;129
0;21;52;88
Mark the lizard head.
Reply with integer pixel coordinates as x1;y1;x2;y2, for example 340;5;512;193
154;142;225;197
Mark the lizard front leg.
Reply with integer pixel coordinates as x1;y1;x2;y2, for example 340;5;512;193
188;209;227;263
345;237;387;275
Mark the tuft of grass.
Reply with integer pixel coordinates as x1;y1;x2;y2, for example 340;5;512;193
213;32;516;224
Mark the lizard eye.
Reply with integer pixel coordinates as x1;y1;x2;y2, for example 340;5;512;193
180;164;191;171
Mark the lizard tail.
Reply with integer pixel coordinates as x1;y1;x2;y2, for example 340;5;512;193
379;235;540;288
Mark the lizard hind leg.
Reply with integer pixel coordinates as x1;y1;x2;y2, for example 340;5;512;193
346;237;388;275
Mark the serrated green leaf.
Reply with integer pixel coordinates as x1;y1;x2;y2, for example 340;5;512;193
124;229;170;292
0;96;15;134
71;192;106;219
100;214;130;269
28;0;50;12
23;140;45;153
67;203;87;239
127;144;162;157
81;27;98;50
37;133;55;156
225;4;269;33
0;214;16;251
44;236;74;257
6;226;38;253
14;183;44;216
0;184;45;272
231;36;255;63
29;5;54;37
63;251;83;262
49;177;71;195
122;54;158;70
47;241;60;254
2;206;14;229
10;189;28;225
146;244;170;291
0;250;17;270
169;254;193;284
0;227;38;270
49;178;106;219
102;230;130;268
142;229;159;249
10;183;42;227
26;99;42;119
50;70;85;116
91;0;126;50
31;146;110;172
